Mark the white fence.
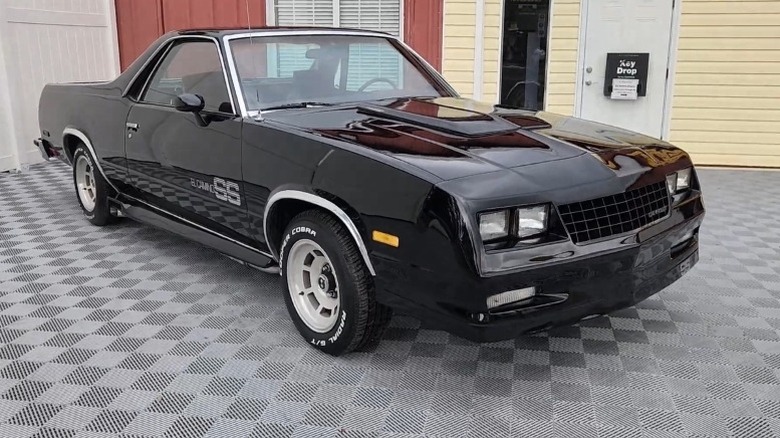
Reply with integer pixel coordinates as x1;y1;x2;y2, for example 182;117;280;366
0;0;120;172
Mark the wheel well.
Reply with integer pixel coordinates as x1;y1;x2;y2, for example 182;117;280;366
265;197;367;259
62;134;82;163
265;199;323;256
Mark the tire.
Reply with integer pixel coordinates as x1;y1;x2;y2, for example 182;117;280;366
72;145;117;226
280;210;392;356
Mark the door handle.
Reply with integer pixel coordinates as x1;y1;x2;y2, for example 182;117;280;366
126;122;139;131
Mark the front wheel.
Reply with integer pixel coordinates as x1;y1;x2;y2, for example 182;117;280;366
72;145;118;226
280;210;391;356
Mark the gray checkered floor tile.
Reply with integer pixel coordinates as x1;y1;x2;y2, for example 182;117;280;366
1;162;779;438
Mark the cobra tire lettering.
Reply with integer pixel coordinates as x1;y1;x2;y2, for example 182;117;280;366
280;227;317;268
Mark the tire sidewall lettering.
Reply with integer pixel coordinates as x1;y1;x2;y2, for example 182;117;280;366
279;226;317;268
282;221;352;350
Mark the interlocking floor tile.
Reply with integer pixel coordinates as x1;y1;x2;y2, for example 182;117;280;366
1;163;779;436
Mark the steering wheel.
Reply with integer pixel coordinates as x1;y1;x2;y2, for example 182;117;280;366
357;77;398;92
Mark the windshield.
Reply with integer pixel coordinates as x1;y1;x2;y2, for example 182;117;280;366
228;34;448;111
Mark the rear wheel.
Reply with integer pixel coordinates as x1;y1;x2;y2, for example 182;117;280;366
72;145;118;226
280;210;392;355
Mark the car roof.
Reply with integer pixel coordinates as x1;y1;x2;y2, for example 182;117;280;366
175;26;393;37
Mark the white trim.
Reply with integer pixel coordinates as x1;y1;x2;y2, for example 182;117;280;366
660;0;682;141
573;0;589;117
264;190;377;276
542;0;556;110
473;0;485;100
0;5;20;172
332;0;340;26
107;0;122;78
266;0;276;25
398;0;405;41
495;0;505;104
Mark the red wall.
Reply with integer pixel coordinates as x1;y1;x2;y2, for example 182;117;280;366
115;0;442;72
115;0;266;70
404;0;443;71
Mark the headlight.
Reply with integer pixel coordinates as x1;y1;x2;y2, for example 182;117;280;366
479;204;549;242
676;168;692;191
479;210;510;241
516;205;548;238
666;167;692;194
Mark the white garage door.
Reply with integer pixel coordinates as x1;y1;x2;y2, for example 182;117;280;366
0;0;120;172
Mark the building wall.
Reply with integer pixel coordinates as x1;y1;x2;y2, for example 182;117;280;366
0;0;120;172
442;0;579;107
442;0;780;167
442;0;477;97
667;0;780;167
545;0;579;115
115;0;266;70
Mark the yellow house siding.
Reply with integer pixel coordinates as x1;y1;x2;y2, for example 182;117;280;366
443;0;580;107
669;0;780;167
481;0;502;102
545;0;580;115
443;0;476;98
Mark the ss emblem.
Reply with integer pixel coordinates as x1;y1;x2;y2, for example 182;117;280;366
213;177;241;206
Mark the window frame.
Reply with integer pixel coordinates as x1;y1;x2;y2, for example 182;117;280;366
125;35;238;116
222;31;458;118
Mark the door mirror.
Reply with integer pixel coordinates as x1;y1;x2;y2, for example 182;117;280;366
174;93;205;113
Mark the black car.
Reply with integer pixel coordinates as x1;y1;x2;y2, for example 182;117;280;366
36;28;704;355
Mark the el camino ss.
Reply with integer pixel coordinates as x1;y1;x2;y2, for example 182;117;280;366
36;28;704;355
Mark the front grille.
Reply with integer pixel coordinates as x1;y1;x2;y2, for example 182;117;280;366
558;181;670;244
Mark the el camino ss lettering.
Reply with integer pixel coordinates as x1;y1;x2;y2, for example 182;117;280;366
190;177;241;206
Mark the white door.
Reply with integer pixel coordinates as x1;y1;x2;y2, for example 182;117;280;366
578;0;675;139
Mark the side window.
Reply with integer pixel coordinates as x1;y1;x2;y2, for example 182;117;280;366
142;41;233;113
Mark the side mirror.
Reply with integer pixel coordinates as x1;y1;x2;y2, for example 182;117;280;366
174;93;205;113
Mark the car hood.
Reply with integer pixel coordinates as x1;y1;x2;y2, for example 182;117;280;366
262;97;691;182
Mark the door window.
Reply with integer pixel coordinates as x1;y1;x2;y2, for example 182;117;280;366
142;40;233;113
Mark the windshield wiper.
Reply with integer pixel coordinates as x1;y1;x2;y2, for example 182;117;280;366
260;101;335;111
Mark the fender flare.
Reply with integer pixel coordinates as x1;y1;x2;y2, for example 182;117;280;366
264;190;376;276
62;127;120;193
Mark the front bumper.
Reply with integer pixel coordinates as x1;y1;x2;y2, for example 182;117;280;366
374;196;704;343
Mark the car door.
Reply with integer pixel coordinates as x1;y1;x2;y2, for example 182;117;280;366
125;37;252;239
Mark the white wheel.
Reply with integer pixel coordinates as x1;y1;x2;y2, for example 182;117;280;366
75;154;97;212
286;238;341;333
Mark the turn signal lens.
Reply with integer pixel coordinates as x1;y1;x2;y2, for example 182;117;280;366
372;230;399;248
